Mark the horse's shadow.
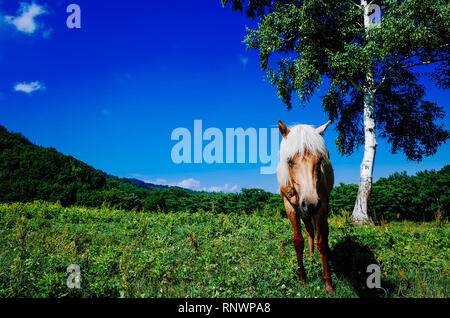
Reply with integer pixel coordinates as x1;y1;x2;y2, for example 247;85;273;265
330;237;395;298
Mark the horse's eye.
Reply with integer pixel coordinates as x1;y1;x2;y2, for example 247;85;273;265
288;159;294;167
317;159;323;179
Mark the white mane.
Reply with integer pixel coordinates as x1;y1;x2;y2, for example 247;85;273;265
278;124;328;187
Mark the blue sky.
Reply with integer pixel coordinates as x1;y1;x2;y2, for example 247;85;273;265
0;0;448;193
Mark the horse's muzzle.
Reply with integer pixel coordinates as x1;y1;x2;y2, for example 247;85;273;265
300;198;322;216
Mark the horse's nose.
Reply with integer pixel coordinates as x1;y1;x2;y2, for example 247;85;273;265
301;199;307;210
301;199;321;215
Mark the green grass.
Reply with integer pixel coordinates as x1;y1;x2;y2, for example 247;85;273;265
0;202;448;298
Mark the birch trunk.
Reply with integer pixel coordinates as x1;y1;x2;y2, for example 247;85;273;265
352;86;376;225
352;1;377;225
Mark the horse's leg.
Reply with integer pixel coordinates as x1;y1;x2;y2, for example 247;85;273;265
284;200;306;282
303;219;315;257
292;218;306;282
315;210;334;294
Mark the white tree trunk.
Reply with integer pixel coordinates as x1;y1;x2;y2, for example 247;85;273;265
352;0;377;225
352;87;376;225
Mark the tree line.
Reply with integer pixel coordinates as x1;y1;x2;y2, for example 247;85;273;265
330;166;449;222
28;168;450;222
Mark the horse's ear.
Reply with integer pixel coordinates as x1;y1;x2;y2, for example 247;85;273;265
278;120;290;138
316;120;331;136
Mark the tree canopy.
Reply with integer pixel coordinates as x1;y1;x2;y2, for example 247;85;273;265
223;0;449;159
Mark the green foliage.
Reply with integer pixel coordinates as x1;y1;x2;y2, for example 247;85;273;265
330;183;359;214
139;187;284;216
329;166;450;222
0;202;447;298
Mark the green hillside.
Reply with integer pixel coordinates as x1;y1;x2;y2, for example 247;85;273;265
0;125;108;205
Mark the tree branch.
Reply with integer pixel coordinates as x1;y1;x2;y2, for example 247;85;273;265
278;35;296;42
348;76;363;91
347;0;361;8
401;58;448;69
375;57;409;92
375;44;449;92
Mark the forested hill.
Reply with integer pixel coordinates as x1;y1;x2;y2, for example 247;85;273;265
0;125;109;205
0;125;171;207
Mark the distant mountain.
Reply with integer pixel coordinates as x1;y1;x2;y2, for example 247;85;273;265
126;178;172;189
126;178;187;190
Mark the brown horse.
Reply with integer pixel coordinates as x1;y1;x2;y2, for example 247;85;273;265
277;120;334;294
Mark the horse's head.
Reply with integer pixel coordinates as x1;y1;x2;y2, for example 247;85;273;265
277;120;331;218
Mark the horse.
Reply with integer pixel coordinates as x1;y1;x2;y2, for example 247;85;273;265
277;120;334;294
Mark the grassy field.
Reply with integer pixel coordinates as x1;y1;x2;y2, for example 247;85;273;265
0;201;448;298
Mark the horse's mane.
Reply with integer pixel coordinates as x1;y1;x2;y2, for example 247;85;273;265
278;124;329;187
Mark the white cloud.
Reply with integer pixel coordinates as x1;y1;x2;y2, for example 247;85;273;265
176;179;238;192
177;178;201;190
130;174;238;193
204;184;239;193
142;178;170;185
5;2;47;34
14;81;45;93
